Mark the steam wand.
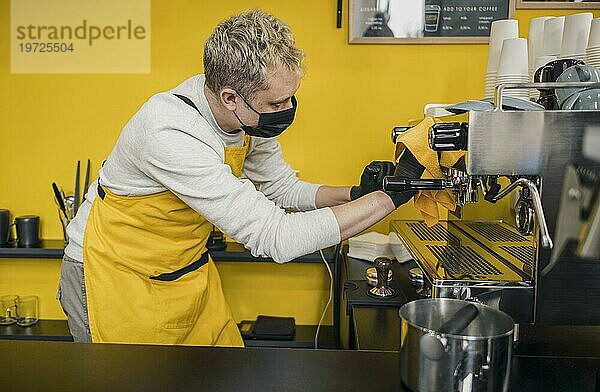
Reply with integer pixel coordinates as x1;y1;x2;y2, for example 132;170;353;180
487;178;553;249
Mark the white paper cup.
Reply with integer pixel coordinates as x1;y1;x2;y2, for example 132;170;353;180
498;38;529;76
587;19;600;49
485;72;498;97
534;55;557;69
496;76;530;81
560;13;593;58
486;19;519;74
559;54;586;61
496;76;530;94
542;17;565;56
528;16;553;72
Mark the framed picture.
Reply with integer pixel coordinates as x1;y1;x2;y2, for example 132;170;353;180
349;0;516;44
516;0;600;9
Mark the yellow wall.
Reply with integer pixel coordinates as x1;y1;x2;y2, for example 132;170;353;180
0;259;62;318
0;257;332;324
1;1;598;322
217;262;333;325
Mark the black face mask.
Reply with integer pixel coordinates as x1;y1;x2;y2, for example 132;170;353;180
233;94;297;138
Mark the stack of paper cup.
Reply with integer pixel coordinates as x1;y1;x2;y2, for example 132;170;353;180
528;16;553;99
542;17;565;57
497;38;530;99
559;13;593;61
485;19;519;98
532;54;558;79
585;18;600;68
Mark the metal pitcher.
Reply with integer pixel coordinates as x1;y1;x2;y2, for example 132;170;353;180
399;298;514;392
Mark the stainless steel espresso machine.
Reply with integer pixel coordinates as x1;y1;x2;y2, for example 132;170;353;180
385;84;600;326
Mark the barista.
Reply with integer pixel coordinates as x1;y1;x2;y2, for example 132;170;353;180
57;9;423;346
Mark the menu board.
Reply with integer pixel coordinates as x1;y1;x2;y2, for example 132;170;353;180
350;0;514;43
424;0;510;37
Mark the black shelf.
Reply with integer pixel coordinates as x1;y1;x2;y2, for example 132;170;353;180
209;242;336;263
1;243;343;348
0;319;73;342
0;240;336;263
1;241;342;348
243;324;335;349
0;319;335;349
0;240;65;259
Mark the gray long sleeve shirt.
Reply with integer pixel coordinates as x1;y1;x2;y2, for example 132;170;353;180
64;75;341;264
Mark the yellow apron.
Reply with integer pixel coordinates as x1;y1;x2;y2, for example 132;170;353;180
84;102;250;346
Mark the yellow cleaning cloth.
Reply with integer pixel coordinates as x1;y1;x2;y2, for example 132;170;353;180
394;117;466;227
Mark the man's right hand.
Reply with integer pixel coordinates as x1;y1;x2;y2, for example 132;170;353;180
350;161;396;200
331;150;426;241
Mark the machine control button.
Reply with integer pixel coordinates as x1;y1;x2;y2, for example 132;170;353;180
429;122;468;151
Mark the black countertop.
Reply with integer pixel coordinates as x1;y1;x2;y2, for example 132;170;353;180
1;340;398;392
2;340;600;391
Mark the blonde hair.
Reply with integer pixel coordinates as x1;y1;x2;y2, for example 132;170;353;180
203;9;304;99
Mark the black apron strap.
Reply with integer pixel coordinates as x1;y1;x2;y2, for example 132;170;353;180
98;94;201;202
97;184;106;200
149;251;210;281
173;94;201;115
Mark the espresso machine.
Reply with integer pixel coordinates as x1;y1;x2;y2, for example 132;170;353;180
385;83;600;326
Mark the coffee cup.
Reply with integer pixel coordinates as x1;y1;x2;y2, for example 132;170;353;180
15;215;41;248
535;59;585;84
561;88;600;110
556;65;600;106
535;58;585;109
542;17;565;57
0;209;10;246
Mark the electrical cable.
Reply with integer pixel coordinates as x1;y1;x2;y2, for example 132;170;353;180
315;249;333;349
315;243;340;349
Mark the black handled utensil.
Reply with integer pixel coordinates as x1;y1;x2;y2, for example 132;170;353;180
73;161;80;216
437;304;480;335
82;159;91;201
383;177;454;192
420;304;480;361
52;182;68;221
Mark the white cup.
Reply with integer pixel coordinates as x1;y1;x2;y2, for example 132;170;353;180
498;38;529;77
542;17;565;56
485;76;497;98
560;13;593;57
587;18;600;49
496;74;530;97
486;19;519;74
528;17;553;72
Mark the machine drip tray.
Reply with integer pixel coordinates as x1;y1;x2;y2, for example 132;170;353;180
390;220;534;285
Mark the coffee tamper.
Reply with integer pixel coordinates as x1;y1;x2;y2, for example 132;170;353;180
369;257;396;298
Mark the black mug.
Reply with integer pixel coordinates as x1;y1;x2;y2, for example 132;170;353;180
15;215;41;248
0;209;10;246
535;59;584;110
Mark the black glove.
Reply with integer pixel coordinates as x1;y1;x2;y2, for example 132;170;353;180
383;150;426;208
350;161;396;200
